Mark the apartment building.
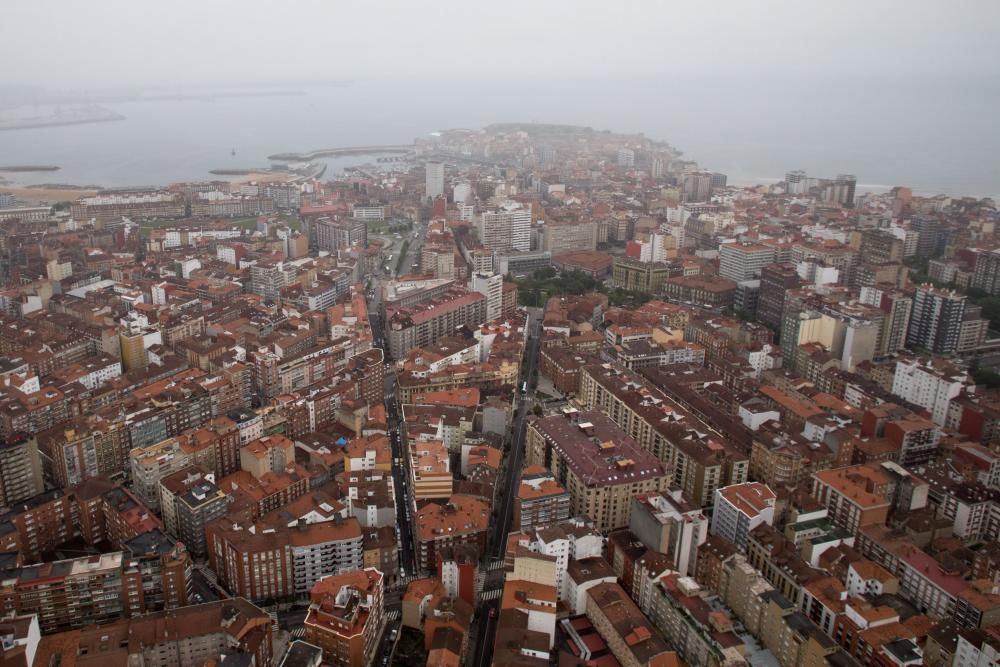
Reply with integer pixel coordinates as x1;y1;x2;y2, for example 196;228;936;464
710;482;776;549
158;465;230;556
644;574;745;667
386;289;486;359
585;582;676;667
811;464;892;535
304;568;385;667
514;465;571;531
207;516;365;600
33;598;272;667
891;357;968;426
36;417;131;488
719;243;776;282
611;257;673;294
540;220;597;255
578;364;749;507
506;518;605;604
0;433;44;508
526;410;672;534
414;494;489;572
629;490;708;576
70;191;186;220
315;218;367;252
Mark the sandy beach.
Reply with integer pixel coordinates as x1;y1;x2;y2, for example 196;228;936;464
0;169;293;206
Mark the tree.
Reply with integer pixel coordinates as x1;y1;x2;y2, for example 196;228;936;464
532;404;544;416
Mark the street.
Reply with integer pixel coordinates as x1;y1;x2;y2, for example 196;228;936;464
472;306;543;667
365;225;540;667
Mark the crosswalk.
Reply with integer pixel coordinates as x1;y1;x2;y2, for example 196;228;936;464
486;560;505;572
290;627;305;639
385;609;400;622
480;588;502;602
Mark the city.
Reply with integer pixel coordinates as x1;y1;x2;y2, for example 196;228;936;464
1;1;1000;662
0;120;997;667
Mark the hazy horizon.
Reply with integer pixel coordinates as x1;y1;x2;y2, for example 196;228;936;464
2;0;998;197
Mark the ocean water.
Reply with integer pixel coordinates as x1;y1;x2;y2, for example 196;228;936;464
0;77;996;198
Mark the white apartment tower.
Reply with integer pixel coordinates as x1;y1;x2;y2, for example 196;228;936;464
425;161;444;201
478;203;530;252
470;273;504;322
719;243;777;282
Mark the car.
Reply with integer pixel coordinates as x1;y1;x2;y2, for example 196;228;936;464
489;607;497;618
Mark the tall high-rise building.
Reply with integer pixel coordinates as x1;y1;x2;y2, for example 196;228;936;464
470;273;503;322
452;182;472;205
710;172;728;191
681;172;712;202
823;174;857;207
972;249;1000;295
757;263;801;330
425;161;444;200
907;285;966;354
859;286;913;357
785;169;809;194
913;217;946;259
719;243;777;282
478;204;530;252
0;433;44;508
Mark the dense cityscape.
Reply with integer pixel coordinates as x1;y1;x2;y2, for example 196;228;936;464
0;120;997;667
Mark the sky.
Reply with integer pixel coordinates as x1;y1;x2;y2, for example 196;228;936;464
2;0;999;88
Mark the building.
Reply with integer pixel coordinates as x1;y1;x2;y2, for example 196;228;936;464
414;494;489;572
972;249;1000;295
663;275;737;310
316;218;367;252
629;490;708;576
158;465;230;556
907;285;966;354
250;259;298;302
526;410;672;534
0;433;44;508
891;358;968;426
682;172;713;202
478;205;531;252
585;582;677;667
32;598;272;667
0;549;185;634
719;244;776;282
578;364;749;508
611;258;672;294
425;162;444;200
514;465;571;531
859;286;912;356
207;517;365;600
541;220;597;255
386;289;486;359
552;251;614;279
710;482;776;549
304;568;384;667
470;273;503;322
0;615;39;666
71;191;186;220
811;464;892;535
757;263;801;330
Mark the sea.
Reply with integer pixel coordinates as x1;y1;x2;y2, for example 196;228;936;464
0;77;997;199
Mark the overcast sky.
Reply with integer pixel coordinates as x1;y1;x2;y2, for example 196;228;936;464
2;0;999;88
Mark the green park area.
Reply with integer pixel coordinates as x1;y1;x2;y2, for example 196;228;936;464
514;267;651;309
